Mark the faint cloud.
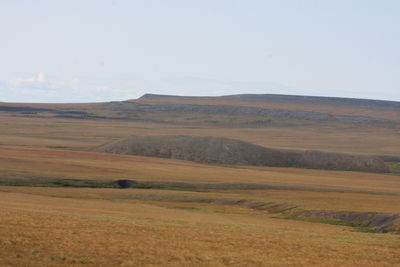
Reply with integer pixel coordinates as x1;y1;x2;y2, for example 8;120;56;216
37;72;45;82
71;78;80;84
94;86;109;92
0;73;136;103
9;72;47;87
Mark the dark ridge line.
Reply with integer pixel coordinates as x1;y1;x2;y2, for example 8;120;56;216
138;93;400;110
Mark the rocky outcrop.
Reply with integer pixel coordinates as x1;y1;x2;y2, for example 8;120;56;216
96;135;389;172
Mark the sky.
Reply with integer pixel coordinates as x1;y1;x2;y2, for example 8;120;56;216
0;0;399;102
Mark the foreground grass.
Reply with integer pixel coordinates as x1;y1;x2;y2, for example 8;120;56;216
1;190;400;267
1;186;399;232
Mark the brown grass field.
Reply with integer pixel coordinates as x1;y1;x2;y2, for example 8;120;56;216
0;97;400;266
1;189;400;267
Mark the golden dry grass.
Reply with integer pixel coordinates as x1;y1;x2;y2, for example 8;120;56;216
1;190;400;267
2;184;400;214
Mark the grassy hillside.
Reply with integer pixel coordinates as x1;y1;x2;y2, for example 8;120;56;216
96;135;389;172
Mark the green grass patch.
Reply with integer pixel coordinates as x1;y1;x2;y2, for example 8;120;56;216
354;226;379;233
0;176;114;188
0;176;207;192
289;216;390;233
291;216;364;227
167;206;201;211
387;162;400;174
131;183;208;192
47;146;69;149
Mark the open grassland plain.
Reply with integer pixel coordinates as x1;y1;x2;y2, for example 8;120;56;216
1;189;400;267
1;95;400;266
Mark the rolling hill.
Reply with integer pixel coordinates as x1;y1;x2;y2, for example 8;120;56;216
96;135;389;172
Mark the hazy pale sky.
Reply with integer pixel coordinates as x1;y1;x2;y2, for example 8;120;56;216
0;0;399;102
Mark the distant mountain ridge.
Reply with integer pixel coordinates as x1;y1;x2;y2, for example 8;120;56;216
139;93;400;110
106;101;394;125
1;93;399;126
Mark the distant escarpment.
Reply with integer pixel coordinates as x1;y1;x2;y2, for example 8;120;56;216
96;135;389;173
139;93;400;110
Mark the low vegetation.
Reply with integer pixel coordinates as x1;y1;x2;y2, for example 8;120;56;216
97;135;390;172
